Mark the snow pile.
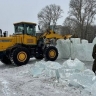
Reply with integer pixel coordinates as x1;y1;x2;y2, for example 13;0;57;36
0;58;94;96
30;60;62;79
31;58;85;79
69;69;96;88
30;59;87;81
56;38;94;61
59;58;85;80
60;59;96;91
30;58;86;83
30;58;96;95
63;58;85;71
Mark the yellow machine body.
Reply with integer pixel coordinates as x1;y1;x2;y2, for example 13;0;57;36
38;29;72;39
37;29;72;44
0;34;37;51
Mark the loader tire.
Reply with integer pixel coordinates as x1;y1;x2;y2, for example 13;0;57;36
44;46;58;61
1;56;12;65
10;47;30;66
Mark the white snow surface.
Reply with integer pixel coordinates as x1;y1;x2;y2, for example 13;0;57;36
0;58;94;96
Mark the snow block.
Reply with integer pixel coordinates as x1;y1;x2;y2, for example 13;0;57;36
71;43;94;61
30;60;46;77
59;59;85;80
56;38;94;61
69;69;96;88
31;60;62;79
63;58;85;71
56;39;71;59
81;39;88;44
71;38;81;44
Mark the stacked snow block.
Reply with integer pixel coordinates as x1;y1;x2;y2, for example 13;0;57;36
56;38;95;61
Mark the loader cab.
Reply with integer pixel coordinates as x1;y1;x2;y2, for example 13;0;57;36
14;22;36;36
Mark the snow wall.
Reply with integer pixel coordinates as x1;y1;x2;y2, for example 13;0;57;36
56;37;96;61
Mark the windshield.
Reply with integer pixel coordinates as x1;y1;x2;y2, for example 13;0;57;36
26;24;36;36
15;24;24;34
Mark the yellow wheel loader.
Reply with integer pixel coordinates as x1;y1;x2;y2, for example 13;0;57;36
0;21;72;66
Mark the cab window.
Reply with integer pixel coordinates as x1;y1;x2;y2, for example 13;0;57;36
15;24;24;34
26;25;36;36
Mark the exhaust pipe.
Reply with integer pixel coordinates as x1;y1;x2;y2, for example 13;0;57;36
3;31;8;37
0;29;2;37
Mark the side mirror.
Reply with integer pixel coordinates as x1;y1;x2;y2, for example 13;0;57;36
38;25;41;30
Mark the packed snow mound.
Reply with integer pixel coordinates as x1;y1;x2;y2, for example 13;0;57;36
63;58;85;71
58;58;85;81
31;58;86;81
56;38;94;61
31;58;85;79
30;58;96;95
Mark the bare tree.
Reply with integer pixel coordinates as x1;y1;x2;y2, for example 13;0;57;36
63;17;82;37
64;0;96;39
38;4;63;32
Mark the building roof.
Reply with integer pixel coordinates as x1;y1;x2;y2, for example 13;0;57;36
13;21;37;25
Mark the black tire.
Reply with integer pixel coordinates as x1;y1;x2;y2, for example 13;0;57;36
44;46;58;61
1;55;12;65
10;47;30;66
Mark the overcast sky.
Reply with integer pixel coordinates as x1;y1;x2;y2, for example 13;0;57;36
0;0;70;34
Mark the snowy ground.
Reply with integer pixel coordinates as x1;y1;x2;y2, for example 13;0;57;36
0;58;93;96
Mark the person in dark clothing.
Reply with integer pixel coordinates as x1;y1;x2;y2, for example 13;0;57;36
92;44;96;73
